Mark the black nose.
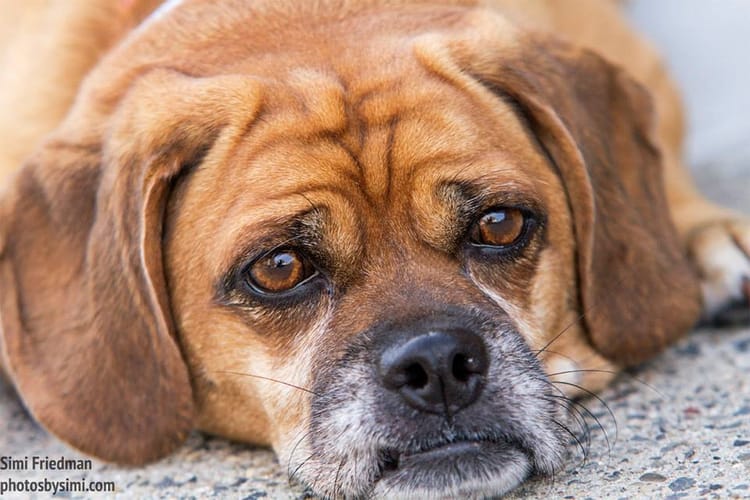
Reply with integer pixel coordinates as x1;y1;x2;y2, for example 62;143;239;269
378;329;488;416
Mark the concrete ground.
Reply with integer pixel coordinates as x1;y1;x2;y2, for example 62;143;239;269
1;2;749;499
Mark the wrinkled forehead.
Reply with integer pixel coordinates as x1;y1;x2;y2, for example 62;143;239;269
226;63;536;191
186;67;549;266
150;2;552;265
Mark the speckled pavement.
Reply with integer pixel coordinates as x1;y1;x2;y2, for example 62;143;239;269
507;327;750;500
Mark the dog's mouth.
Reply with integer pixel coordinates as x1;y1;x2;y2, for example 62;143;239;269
372;437;533;498
380;438;513;471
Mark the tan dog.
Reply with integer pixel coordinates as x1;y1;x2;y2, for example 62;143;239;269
1;0;749;497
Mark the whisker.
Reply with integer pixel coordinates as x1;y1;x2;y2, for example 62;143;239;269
551;418;588;468
535;348;581;365
543;376;617;462
533;317;583;358
548;463;558;497
508;359;608;457
545;395;591;456
534;275;629;357
570;396;611;457
287;428;313;483
576;400;613;466
290;452;315;483
547;394;611;459
213;370;321;396
333;456;346;499
545;393;588;432
547;368;664;398
541;381;592;450
550;380;618;447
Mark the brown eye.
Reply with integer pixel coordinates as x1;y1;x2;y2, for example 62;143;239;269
472;208;526;247
246;249;315;293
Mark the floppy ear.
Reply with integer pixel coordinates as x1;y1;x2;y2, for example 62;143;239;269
470;37;702;365
0;70;258;463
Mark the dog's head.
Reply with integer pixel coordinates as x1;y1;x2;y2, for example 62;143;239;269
0;1;701;497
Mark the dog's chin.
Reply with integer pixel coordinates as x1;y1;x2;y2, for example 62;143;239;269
370;439;532;499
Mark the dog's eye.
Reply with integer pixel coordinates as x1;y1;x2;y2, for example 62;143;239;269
245;249;316;294
471;208;526;247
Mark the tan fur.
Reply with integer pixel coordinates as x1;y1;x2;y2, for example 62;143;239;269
0;0;747;496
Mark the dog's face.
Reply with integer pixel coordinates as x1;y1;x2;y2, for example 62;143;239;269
165;45;578;496
0;1;701;498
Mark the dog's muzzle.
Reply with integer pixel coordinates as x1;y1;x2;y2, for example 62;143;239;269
303;311;566;499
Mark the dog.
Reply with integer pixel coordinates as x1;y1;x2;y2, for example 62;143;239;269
1;0;748;498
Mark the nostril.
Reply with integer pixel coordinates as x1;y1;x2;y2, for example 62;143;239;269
404;363;428;389
452;353;472;382
452;352;485;383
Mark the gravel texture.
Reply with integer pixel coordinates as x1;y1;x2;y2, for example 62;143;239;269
507;327;750;500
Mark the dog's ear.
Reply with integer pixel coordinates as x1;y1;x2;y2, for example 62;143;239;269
0;70;258;463
468;37;702;365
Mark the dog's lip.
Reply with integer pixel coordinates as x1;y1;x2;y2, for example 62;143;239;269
379;436;520;476
373;437;532;497
400;439;487;462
